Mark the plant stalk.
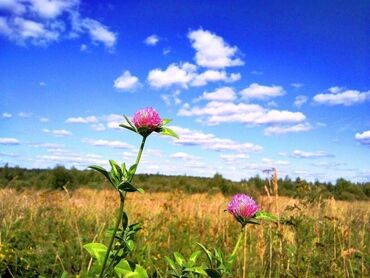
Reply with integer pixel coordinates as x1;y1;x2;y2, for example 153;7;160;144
99;136;147;277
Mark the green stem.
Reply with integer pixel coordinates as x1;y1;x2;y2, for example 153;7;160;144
230;228;245;259
99;136;147;277
130;136;147;182
100;195;124;277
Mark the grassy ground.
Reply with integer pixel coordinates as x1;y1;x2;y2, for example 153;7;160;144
0;188;369;277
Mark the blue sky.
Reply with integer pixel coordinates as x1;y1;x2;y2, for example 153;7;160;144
0;0;369;182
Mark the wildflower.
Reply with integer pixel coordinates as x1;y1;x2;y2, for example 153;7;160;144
132;107;162;137
227;194;259;226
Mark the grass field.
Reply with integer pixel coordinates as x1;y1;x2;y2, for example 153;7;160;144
0;188;369;277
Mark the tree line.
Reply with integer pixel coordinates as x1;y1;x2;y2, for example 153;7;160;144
0;164;369;201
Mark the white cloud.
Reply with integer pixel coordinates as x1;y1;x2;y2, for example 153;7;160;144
29;142;63;148
39;117;49;122
188;28;244;68
43;128;72;137
82;138;133;149
178;101;306;126
0;137;20;145
104;114;123;130
220;153;249;161
0;151;19;157
264;123;312;135
290;83;303;88
113;70;140;91
148;63;197;88
291;150;334;159
2;112;12;118
196;87;237;102
65;116;97;124
80;43;87;51
1;16;61;45
162;48;170;55
29;0;77;19
144;34;159;46
191;70;240;86
240;83;285;100
261;158;290;166
18;112;32;117
0;0;26;15
148;61;241;89
37;151;106;168
161;90;182;106
0;0;116;48
170;126;262;153
294;95;308;107
170;152;200;161
79;18;116;48
91;123;106;131
39;81;46;86
355;130;370;146
313;87;370;106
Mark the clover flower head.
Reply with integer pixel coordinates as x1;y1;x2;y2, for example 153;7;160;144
132;107;162;134
227;194;259;223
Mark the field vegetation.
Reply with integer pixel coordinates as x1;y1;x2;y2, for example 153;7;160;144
0;170;369;277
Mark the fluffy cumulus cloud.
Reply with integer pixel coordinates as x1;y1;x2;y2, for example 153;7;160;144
42;128;72;137
188;28;244;69
196;87;237;102
178;101;306;126
82;138;133;149
355;130;370;146
144;34;159;46
148;63;240;89
0;137;20;145
264;123;312;135
65;116;97;124
313;87;370;106
148;63;196;88
0;0;116;48
240;83;285;100
113;70;140;91
170;126;262;153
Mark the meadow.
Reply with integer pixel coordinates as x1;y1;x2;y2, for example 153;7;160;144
0;188;368;277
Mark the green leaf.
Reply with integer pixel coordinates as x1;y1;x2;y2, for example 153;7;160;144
109;160;122;179
124;115;137;131
119;124;137;133
188;251;201;267
197;242;213;267
184;267;207;276
83;243;108;266
173;252;185;267
159;127;179;139
114;259;132;277
129;164;138;176
119;181;138;192
89;165;111;182
121;163;128;177
131;264;149;278
161;118;172;125
137;188;145;194
165;256;178;272
255;211;278;222
205;269;222;278
122;211;128;230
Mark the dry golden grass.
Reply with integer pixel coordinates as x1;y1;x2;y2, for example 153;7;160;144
0;188;369;277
